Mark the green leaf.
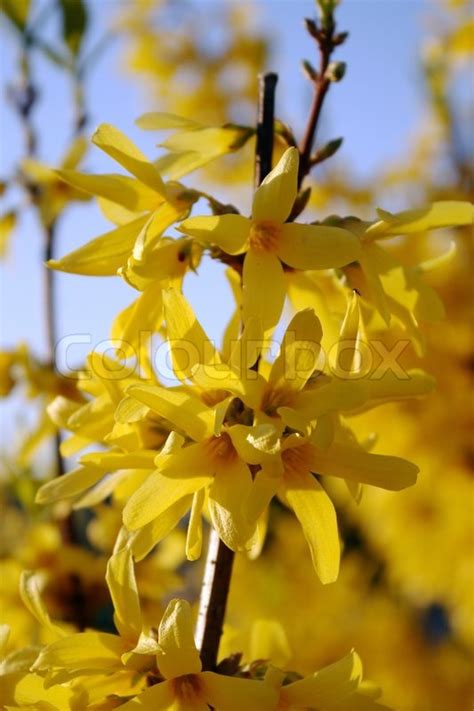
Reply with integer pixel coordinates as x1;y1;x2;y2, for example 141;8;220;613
58;0;88;57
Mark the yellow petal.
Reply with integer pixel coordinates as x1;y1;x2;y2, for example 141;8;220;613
157;599;202;679
132;201;192;261
179;214;250;255
106;549;142;643
92;123;166;195
244;464;281;524
118;679;174;710
126;384;215;442
32;632;126;674
47;215;148;275
131;496;192;561
164;288;220;380
35;465;104;504
137;112;202;130
282;469;340;583
335;291;363;376
308;443;419;490
201;671;278;711
242;249;286;332
367;200;474;238
186;489;205;561
19;572;65;638
269;308;322;392
279;222;361;270
208;459;254;551
123;466;210;531
252;147;298;223
61;135;88;169
365;369;435;402
0;210;16;258
55;169;157;211
283;650;362;707
111;282;163;353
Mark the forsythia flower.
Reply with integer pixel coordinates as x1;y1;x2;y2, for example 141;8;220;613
180;147;362;332
119;599;278;710
48;124;197;276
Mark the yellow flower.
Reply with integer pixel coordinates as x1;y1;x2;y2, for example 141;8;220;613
267;649;391;711
47;124;197;277
136;111;255;180
120;390;263;554
29;549;160;684
119;599;277;711
180;147;361;331
21;136;90;227
341;201;473;351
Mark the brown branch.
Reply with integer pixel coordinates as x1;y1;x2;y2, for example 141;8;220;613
297;16;347;189
255;72;278;188
195;530;235;671
196;72;278;671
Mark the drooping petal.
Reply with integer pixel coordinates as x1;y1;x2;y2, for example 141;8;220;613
201;670;278;711
46;215;149;275
208;459;254;551
111;282;163;355
186;489;205;561
282;468;340;583
308;442;418;490
252;147;298;223
242;249;286;332
282;650;362;707
35;465;104;504
164;288;220;380
118;679;175;710
123;467;210;531
19;572;65;639
244;463;281;525
279;222;361;270
366;200;474;238
55;170;158;211
156;599;202;679
335;291;363;376
126;384;215;442
106;548;142;643
61;135;88;169
92;123;167;195
131;497;192;562
365;369;435;403
179;214;250;255
32;632;127;675
136;112;202;130
269;308;323;392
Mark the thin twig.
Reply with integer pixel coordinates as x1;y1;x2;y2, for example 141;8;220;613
196;72;278;671
297;16;346;188
255;72;278;188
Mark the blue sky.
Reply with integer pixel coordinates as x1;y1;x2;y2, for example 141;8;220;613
0;0;430;445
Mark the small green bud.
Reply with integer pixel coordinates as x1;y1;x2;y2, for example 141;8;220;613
325;61;346;82
301;60;319;83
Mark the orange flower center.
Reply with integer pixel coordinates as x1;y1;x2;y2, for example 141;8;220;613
261;385;294;417
282;443;313;476
249;220;281;254
172;674;203;703
203;432;237;463
201;388;230;407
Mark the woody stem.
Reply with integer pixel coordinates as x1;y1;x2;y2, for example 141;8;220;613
196;72;278;671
